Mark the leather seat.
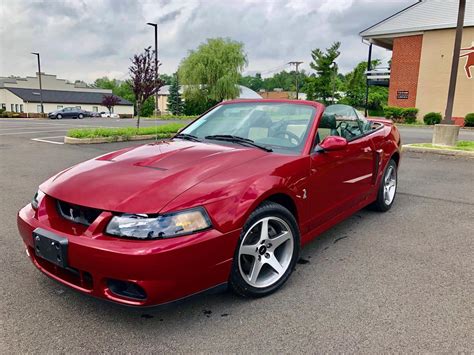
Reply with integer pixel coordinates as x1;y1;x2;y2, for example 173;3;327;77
319;113;339;136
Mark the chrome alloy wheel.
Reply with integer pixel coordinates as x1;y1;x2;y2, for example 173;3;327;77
383;164;397;205
238;216;294;288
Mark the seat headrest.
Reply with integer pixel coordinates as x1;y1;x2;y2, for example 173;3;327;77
319;113;337;129
249;110;272;126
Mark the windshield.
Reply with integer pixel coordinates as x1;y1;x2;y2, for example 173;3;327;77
180;102;317;153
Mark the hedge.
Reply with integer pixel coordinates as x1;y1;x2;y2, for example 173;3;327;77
423;112;442;125
465;113;474;127
383;106;418;123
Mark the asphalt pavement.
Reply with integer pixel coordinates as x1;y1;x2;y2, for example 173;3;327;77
0;119;473;353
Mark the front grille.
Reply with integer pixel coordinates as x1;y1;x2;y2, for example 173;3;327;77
57;200;102;226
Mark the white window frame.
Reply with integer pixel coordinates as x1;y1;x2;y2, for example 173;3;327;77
20;104;23;113
37;105;42;113
57;105;63;110
92;106;98;112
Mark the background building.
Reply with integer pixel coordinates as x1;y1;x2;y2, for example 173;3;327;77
156;85;261;113
0;73;133;117
360;0;474;120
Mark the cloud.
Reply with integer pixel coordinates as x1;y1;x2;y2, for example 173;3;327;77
0;0;413;83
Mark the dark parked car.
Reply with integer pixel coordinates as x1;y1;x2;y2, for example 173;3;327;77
48;107;90;119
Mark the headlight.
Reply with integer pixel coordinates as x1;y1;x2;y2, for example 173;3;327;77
32;189;45;210
105;207;212;240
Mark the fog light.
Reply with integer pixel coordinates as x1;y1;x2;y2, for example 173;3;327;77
107;279;147;300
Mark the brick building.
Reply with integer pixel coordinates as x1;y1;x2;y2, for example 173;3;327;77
360;0;474;121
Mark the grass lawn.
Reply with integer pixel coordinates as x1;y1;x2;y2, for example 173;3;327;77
411;141;474;152
67;123;185;139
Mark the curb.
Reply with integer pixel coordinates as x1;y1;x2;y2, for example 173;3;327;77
64;134;165;144
402;144;474;158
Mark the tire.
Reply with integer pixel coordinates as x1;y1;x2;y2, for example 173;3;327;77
370;159;398;212
57;114;62;119
229;201;300;298
78;114;84;119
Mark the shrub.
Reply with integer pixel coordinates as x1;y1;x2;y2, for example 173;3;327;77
464;113;474;127
423;112;442;125
383;106;403;120
401;107;419;124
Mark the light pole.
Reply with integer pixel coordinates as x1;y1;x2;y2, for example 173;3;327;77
443;0;466;124
331;61;337;104
288;61;303;99
31;52;44;114
147;22;160;116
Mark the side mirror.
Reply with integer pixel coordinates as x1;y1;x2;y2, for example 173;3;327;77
316;136;348;152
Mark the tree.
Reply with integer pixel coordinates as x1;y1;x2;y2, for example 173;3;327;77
178;38;247;113
159;73;173;85
129;46;163;128
341;60;385;109
305;42;341;104
101;94;120;114
167;73;184;115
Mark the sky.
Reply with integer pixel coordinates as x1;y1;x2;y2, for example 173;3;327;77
0;0;414;83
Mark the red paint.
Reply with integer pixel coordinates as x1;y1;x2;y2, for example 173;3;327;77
17;99;401;306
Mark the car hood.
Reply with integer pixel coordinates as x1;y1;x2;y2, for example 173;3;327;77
41;140;267;213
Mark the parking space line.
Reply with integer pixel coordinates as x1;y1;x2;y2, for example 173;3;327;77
31;136;65;145
0;129;72;136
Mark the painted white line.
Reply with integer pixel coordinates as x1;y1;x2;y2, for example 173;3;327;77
31;137;65;145
0;129;71;136
343;173;373;184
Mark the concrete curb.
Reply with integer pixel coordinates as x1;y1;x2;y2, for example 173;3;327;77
64;134;164;144
402;144;474;158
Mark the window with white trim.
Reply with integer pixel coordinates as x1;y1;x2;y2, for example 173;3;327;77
37;105;42;113
57;105;63;110
92;106;98;112
20;104;23;112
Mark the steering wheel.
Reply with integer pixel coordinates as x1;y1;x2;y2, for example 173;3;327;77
337;121;357;139
274;131;300;146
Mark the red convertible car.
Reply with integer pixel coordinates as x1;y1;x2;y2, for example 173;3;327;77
17;100;400;306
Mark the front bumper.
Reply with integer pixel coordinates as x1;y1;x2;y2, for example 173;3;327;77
17;203;240;306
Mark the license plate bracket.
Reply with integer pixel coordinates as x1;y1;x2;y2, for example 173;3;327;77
33;228;68;268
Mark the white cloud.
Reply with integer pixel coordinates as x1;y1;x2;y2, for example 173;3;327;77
0;0;413;83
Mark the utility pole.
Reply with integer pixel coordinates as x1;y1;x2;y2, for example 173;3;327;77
288;61;303;99
331;61;337;104
443;0;465;124
147;22;160;116
31;52;44;115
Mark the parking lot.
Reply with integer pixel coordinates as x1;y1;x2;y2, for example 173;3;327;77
1;118;473;352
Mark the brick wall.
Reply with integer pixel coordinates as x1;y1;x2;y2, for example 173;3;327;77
388;35;423;108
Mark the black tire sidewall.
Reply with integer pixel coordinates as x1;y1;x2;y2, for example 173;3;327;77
376;159;398;211
230;201;300;297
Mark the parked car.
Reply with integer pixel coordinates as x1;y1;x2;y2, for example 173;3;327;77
88;111;101;118
18;100;400;307
48;107;90;119
100;111;120;118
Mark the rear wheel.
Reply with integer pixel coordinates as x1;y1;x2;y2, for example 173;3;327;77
78;114;84;119
370;159;397;212
230;201;300;298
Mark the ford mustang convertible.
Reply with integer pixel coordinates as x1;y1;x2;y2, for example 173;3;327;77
17;99;400;306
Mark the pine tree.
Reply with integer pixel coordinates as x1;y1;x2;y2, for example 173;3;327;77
167;73;184;115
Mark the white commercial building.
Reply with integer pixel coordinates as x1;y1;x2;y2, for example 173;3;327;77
0;73;134;117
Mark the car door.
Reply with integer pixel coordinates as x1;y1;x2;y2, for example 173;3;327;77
306;105;374;229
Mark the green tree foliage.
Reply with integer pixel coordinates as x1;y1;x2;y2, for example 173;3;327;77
159;73;173;85
304;42;341;104
342;60;382;108
178;38;247;114
239;73;264;92
239;70;308;92
167;73;184;115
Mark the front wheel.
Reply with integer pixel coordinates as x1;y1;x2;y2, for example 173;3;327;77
230;201;300;298
370;159;398;212
57;114;62;119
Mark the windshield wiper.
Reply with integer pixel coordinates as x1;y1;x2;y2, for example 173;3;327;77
174;133;201;142
205;135;272;152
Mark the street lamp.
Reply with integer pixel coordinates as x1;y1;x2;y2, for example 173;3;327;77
331;61;337;104
147;22;160;116
31;52;44;114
